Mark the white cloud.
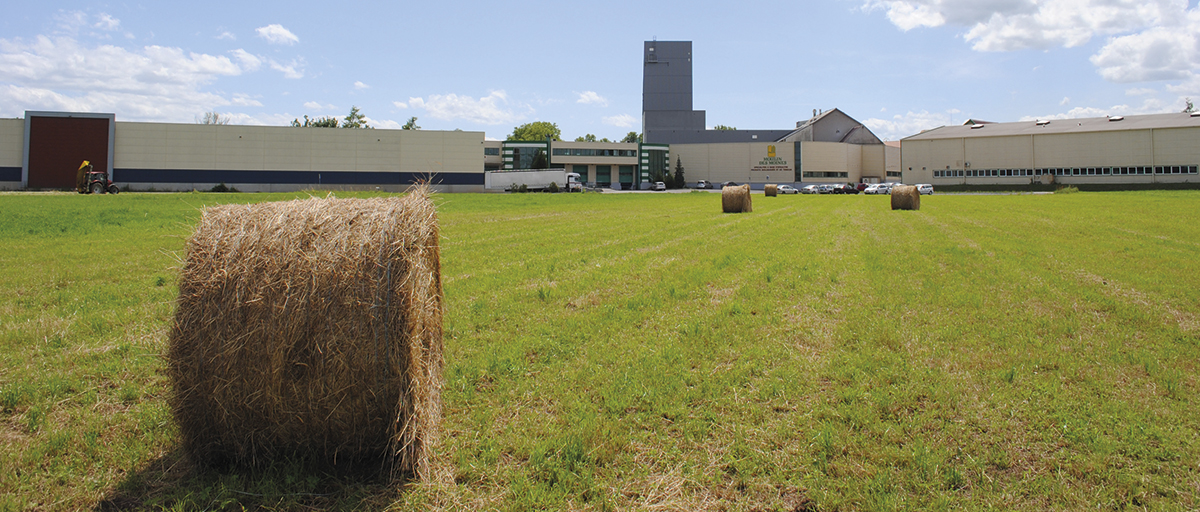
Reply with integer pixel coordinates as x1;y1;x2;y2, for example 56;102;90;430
602;113;638;128
864;0;1178;51
1089;11;1200;83
863;109;956;140
230;49;261;71
406;90;521;124
1126;87;1158;96
268;58;304;79
364;116;401;129
1060;96;1071;105
94;13;120;31
354;81;369;90
0;35;264;122
576;91;608;106
1017;97;1171;121
217;31;236;41
231;93;262;107
303;101;335;110
255;24;299;45
393;100;408;109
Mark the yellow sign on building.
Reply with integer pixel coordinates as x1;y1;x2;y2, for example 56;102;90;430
767;145;776;158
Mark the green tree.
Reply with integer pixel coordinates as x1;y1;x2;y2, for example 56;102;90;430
673;156;686;189
713;124;736;131
291;115;340;128
575;134;598;142
402;116;420;130
531;149;549;169
508;121;561;141
621;131;642;143
343;106;370;129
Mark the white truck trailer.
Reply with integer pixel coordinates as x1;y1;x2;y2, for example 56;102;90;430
485;169;582;192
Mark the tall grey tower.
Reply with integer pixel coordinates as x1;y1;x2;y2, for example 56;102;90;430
642;41;705;143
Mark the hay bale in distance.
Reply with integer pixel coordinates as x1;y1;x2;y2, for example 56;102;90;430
722;184;752;213
891;185;921;211
764;184;778;197
167;188;444;479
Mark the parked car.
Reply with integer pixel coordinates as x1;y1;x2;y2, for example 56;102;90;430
777;184;799;194
866;182;896;195
720;181;739;188
652;181;667;191
856;183;869;192
817;184;836;194
916;184;934;195
830;184;858;194
801;185;819;194
695;180;712;189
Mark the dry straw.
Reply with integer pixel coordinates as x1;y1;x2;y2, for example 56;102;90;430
764;184;778;197
722;184;753;213
167;187;444;480
891;185;921;210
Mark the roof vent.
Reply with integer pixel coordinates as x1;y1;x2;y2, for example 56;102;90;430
1109;115;1124;121
970;124;985;129
1190;111;1200;117
1036;120;1050;126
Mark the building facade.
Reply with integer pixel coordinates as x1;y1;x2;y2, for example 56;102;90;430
3;112;486;192
902;112;1200;186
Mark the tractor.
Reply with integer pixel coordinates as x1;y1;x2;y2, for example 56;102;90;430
75;160;119;194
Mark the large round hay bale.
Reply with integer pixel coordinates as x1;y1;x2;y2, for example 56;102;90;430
722;184;752;213
890;185;920;210
167;188;443;479
764;184;778;197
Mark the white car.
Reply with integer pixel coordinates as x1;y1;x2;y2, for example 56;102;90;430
652;181;667;191
800;185;819;194
870;183;898;195
916;184;934;195
777;184;799;194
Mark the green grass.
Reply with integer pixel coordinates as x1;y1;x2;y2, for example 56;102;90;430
2;190;1199;510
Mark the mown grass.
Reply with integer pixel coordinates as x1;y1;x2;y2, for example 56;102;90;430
1;190;1199;510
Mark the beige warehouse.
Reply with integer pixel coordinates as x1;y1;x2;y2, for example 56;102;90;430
902;112;1200;186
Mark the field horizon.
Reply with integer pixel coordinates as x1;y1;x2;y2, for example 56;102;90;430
1;189;1198;510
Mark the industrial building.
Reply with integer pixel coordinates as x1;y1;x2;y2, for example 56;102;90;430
17;40;1196;193
902;112;1200;187
642;41;899;187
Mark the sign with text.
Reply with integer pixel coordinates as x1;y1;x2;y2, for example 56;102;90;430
751;144;790;173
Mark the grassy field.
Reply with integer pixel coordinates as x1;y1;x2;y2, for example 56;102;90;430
1;189;1199;510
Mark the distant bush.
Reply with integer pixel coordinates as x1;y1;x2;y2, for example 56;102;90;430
548;182;560;193
210;183;239;193
1054;185;1079;194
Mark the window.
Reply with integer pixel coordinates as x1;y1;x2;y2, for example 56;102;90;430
484;147;499;155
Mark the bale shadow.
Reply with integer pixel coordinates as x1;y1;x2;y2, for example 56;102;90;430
95;447;409;511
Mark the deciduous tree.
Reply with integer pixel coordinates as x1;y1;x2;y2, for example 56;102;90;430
508;122;561;142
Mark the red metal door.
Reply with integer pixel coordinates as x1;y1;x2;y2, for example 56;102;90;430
27;116;110;189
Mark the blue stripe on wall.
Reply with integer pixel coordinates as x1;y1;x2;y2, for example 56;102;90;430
113;169;484;186
0;167;21;181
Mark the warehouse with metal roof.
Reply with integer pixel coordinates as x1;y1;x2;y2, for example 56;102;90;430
901;112;1200;187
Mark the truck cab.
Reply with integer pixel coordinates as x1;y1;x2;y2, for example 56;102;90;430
566;172;583;192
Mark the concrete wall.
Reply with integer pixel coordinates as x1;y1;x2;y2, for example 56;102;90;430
0;119;23;189
113;122;486;192
903;126;1200;185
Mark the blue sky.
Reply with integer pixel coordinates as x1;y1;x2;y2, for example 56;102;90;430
2;1;1198;141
